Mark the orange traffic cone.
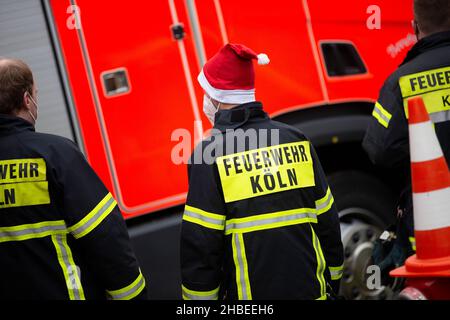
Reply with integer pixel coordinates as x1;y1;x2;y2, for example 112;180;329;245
390;97;450;278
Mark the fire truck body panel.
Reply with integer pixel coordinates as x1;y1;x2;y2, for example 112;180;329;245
45;0;413;219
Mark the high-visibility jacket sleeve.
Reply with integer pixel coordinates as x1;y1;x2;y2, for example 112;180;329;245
51;139;148;300
362;77;410;169
310;145;344;294
180;145;226;300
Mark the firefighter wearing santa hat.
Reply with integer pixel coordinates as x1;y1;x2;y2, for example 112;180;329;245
180;44;344;300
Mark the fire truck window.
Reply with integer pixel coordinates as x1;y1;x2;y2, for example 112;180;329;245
321;43;367;77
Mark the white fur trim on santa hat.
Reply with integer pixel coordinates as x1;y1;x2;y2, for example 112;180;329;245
198;70;256;104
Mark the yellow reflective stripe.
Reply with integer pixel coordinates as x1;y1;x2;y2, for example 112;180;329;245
316;187;334;215
225;207;317;235
372;109;389;128
315;187;331;207
409;236;416;251
316;294;327;300
329;265;343;271
62;236;85;300
107;270;146;300
372;102;392;128
224;189;335;235
375;102;393;120
0;220;67;243
52;234;85;300
68;193;117;239
311;226;326;297
0;181;50;209
183;205;226;231
184;205;226;221
224;190;336;235
181;285;219;300
232;233;252;300
329;264;344;280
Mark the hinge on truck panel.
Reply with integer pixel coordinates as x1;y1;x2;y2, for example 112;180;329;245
171;23;185;40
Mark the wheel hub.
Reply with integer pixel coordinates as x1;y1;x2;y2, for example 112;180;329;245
340;220;392;299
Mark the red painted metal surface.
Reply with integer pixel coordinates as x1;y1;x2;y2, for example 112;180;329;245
309;0;414;102
48;0;414;219
198;0;326;114
49;0;113;192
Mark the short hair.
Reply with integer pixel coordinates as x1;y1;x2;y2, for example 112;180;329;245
0;58;34;115
414;0;450;35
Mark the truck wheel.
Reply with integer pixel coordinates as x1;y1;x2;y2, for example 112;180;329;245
327;170;397;300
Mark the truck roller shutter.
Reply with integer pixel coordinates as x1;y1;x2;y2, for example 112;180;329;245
0;0;74;141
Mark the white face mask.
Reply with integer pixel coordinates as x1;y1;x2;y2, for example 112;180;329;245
26;91;38;123
203;95;220;125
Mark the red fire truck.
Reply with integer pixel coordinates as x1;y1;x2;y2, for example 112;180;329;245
1;0;415;299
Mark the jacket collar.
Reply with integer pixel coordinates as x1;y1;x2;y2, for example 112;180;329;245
213;101;269;133
401;30;450;66
0;113;35;135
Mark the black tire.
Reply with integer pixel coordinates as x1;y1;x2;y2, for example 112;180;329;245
327;170;396;228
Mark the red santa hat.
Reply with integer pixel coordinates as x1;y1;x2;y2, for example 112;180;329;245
198;43;269;104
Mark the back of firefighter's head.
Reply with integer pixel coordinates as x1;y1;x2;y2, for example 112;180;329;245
413;0;450;40
0;57;38;125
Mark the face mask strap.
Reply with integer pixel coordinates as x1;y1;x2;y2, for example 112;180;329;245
26;91;38;107
26;91;38;122
208;96;220;111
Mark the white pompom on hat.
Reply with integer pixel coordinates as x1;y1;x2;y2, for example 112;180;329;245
257;53;270;65
198;43;269;104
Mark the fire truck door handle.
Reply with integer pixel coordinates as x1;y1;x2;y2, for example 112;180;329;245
100;68;131;97
171;23;185;40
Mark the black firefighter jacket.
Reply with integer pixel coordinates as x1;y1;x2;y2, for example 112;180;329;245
363;30;450;183
0;114;147;300
180;102;344;300
362;30;450;251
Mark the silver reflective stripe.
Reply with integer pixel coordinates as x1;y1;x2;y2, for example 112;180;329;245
184;209;225;228
225;211;316;234
316;191;333;214
0;222;66;242
182;287;219;300
108;272;146;300
233;234;251;300
430;110;450;123
312;227;326;296
71;196;115;237
53;234;83;300
373;105;391;126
